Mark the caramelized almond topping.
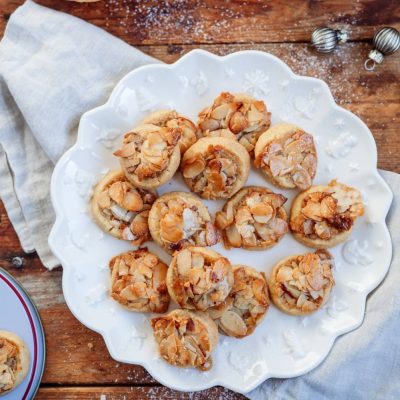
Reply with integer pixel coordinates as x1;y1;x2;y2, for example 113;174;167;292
94;173;156;245
216;187;288;249
0;339;19;393
109;249;170;313
271;250;334;314
182;145;239;199
151;310;216;370
198;92;271;157
209;265;270;338
290;180;364;241
114;125;181;182
151;194;220;252
170;248;233;310
255;129;317;190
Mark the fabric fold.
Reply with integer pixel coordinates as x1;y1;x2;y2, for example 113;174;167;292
0;0;159;268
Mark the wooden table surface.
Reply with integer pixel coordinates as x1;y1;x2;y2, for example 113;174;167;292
0;1;399;399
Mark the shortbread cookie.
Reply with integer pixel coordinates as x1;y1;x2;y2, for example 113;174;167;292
0;331;29;396
290;180;364;248
148;192;219;254
254;123;317;190
215;186;288;250
151;309;218;370
269;250;334;315
208;265;269;338
114;124;181;189
198;92;271;157
181;137;250;200
141;109;199;154
109;249;170;313
166;247;233;311
91;170;157;244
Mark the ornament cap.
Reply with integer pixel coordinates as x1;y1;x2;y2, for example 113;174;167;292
368;49;384;64
336;29;348;44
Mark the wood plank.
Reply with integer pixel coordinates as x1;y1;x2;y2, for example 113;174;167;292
1;0;399;45
36;386;246;399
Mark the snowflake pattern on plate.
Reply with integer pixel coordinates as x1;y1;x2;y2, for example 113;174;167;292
325;294;349;319
85;283;107;305
228;351;251;374
64;167;97;199
292;93;316;119
325;132;358;158
129;324;149;350
342;240;373;266
96;129;121;149
190;71;208;95
282;330;307;359
135;87;159;112
242;69;270;96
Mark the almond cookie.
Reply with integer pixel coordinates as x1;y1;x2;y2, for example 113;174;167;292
109;248;170;313
114;123;181;189
215;186;288;250
91;170;157;244
254;123;317;190
181;137;250;200
208;265;269;338
0;331;30;396
141;109;199;154
166;247;234;311
148;192;220;254
198;92;271;157
151;309;218;371
290;180;364;248
269;250;334;315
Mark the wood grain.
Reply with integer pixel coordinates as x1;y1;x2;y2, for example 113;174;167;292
1;0;400;45
0;0;399;398
36;386;246;399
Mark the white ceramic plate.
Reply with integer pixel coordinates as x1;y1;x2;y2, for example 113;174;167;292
49;50;392;394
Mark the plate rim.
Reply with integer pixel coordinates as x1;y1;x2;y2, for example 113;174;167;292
48;49;393;394
0;267;46;399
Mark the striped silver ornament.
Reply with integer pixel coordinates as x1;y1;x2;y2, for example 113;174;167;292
365;27;400;70
311;27;348;53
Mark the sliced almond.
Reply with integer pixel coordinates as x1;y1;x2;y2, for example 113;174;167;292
228;111;248;134
220;310;247;337
191;252;205;269
225;224;242;247
205;222;220;246
176;249;192;276
114;141;137;158
98;191;111;209
123;190;144;212
183;157;206;179
200;118;220;132
211;103;230;120
108;182;124;205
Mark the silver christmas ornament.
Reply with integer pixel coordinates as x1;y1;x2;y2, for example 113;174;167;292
364;27;400;70
311;27;348;53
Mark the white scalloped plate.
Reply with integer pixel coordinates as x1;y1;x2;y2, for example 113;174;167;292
49;50;392;394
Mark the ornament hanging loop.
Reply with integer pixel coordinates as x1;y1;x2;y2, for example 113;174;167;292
364;59;376;71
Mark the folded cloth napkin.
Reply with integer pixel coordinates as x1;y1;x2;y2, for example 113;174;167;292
249;169;400;400
1;3;399;398
0;0;158;269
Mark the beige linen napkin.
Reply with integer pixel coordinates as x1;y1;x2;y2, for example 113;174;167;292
0;0;158;268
